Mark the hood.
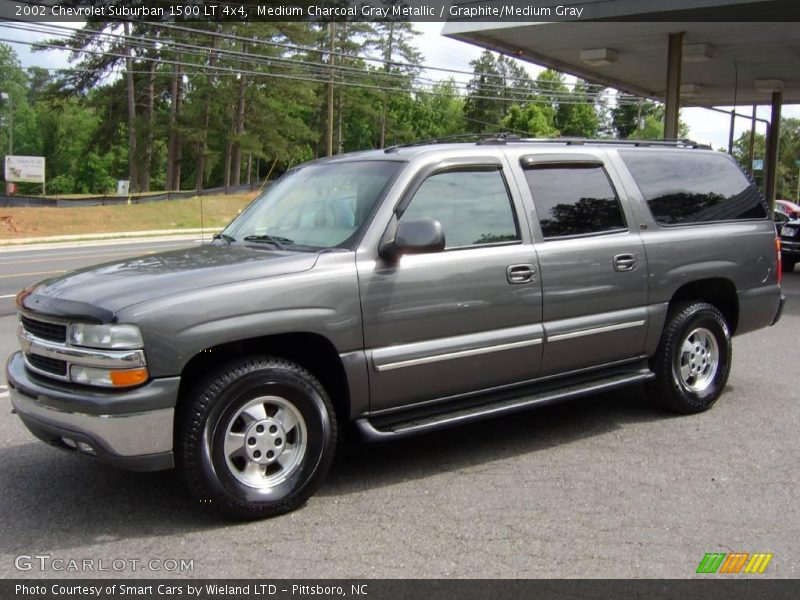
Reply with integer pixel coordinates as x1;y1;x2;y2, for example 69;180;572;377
22;244;319;320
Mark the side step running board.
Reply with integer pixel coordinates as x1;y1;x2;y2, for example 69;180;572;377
355;369;654;442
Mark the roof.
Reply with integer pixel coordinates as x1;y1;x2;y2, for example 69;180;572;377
313;137;716;165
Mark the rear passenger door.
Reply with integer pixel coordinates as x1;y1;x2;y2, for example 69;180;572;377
517;154;648;376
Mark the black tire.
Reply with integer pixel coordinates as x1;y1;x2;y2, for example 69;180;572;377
782;259;796;273
647;301;732;414
177;356;337;520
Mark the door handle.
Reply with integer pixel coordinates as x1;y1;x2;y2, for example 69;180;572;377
507;264;536;284
613;254;637;272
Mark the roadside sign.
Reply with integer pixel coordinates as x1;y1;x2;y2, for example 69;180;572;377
4;155;45;183
116;180;130;196
752;159;763;171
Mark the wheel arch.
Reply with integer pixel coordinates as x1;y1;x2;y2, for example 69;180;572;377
668;278;739;334
177;332;352;429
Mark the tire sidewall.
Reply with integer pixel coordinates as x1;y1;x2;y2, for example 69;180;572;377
197;366;334;511
669;308;731;410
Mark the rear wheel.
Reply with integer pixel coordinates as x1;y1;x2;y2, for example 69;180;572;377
647;302;732;414
178;357;337;520
783;258;796;273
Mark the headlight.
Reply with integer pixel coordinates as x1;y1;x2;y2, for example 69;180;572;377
68;323;144;349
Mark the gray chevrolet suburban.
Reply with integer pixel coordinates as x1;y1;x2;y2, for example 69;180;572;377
7;138;785;519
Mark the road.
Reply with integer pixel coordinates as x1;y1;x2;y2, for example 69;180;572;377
0;238;202;317
0;246;798;579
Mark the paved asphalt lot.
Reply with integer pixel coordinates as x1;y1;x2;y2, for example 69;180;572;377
0;241;797;579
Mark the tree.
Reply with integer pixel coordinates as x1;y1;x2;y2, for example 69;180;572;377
612;93;689;140
501;104;557;137
555;80;599;137
411;79;466;140
732;118;800;199
626;112;690;140
39;21;155;191
0;43;41;180
368;17;422;148
611;94;661;138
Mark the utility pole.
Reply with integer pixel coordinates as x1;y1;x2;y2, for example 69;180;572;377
327;22;336;158
123;22;138;193
727;109;735;155
748;105;757;177
637;98;643;130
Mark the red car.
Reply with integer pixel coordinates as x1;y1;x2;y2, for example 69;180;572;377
776;199;800;218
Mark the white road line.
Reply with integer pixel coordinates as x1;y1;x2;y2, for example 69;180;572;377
0;241;199;261
0;294;17;299
0;392;9;399
0;269;66;279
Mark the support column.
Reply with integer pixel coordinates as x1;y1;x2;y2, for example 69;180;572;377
764;91;782;210
664;32;684;139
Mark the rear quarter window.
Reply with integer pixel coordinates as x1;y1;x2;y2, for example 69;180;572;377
619;150;767;225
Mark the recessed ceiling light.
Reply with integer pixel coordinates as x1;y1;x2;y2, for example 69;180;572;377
755;79;785;93
683;43;713;62
579;48;617;66
680;83;703;97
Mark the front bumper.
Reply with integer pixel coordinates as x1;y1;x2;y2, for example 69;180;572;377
782;238;800;259
6;352;179;471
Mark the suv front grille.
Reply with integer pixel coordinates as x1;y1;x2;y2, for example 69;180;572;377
26;353;68;377
21;315;67;343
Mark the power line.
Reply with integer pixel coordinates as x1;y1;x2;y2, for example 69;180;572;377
2;25;629;107
1;20;610;93
2;33;644;108
3;21;612;103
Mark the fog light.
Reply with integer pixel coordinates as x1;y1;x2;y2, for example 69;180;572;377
70;365;149;388
76;441;96;456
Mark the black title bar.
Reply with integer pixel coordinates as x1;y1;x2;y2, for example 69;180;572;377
5;580;800;600
1;0;799;22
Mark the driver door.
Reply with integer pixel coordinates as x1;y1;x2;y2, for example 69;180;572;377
357;160;544;412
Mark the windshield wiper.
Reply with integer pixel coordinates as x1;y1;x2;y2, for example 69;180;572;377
242;234;294;250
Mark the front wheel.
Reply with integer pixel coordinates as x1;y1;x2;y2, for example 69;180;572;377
178;357;337;520
647;302;732;414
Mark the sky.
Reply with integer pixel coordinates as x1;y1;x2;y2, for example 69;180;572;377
1;20;797;153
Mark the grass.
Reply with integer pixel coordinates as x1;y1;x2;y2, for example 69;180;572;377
0;193;257;239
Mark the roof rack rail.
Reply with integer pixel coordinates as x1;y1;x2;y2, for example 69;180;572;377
384;132;521;153
384;135;710;152
511;137;711;149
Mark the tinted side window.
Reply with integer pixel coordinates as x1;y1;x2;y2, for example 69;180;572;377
524;165;626;238
619;150;768;225
401;169;519;248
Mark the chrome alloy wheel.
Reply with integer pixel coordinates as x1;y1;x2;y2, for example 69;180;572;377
222;396;307;488
676;327;719;393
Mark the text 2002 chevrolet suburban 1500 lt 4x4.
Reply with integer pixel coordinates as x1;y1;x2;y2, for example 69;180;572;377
7;138;784;519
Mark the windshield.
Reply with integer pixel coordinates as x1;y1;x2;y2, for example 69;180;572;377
224;160;402;250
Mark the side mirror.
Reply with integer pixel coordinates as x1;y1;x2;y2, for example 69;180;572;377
379;218;445;261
